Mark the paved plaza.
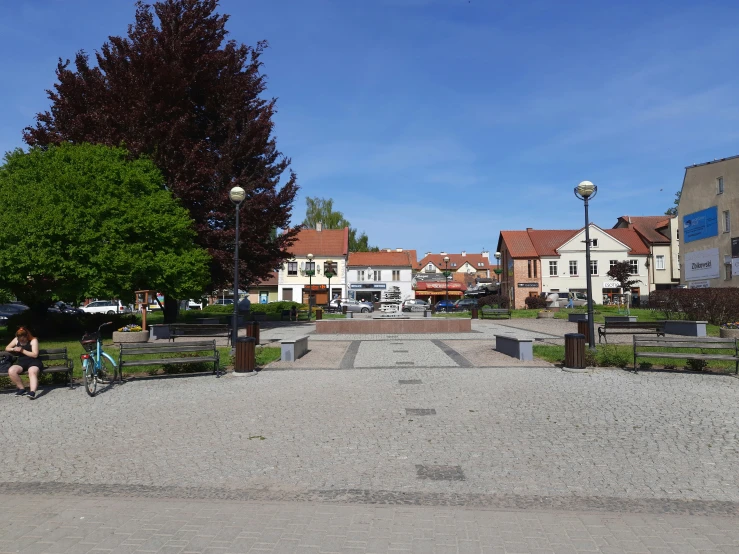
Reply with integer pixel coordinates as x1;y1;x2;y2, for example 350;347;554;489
2;318;738;552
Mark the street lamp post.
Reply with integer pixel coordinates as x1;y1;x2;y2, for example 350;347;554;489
574;180;598;349
494;251;502;306
324;260;335;307
443;255;451;313
229;186;246;348
306;253;315;320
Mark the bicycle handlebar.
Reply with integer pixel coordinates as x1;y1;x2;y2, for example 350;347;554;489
98;321;114;332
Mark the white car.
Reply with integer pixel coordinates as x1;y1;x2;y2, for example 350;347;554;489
187;299;203;310
81;300;130;314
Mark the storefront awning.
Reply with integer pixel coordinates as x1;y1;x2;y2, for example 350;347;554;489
414;282;466;292
416;290;463;296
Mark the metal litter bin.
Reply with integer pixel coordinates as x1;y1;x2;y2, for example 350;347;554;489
315;308;323;320
234;336;256;372
564;333;586;369
341;305;347;315
471;307;479;319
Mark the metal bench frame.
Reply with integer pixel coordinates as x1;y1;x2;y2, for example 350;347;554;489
0;348;74;388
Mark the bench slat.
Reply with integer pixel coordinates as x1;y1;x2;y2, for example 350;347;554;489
120;346;217;355
121;356;218;367
635;352;739;361
635;336;733;344
634;342;734;349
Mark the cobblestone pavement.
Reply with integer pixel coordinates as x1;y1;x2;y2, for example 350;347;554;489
3;348;739;552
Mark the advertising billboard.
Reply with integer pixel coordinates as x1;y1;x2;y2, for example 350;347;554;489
685;248;720;281
683;206;718;243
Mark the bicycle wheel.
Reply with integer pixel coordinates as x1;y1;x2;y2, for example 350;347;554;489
97;355;115;384
83;358;97;397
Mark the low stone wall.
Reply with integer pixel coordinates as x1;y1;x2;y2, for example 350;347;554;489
315;318;472;334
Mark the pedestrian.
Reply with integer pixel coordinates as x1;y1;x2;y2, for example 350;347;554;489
6;326;44;399
290;305;297;321
566;293;574;309
336;298;342;312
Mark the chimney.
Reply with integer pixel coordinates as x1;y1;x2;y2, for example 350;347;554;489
461;251;466;257
396;248;403;252
316;222;322;232
481;250;490;259
526;227;533;231
386;249;392;252
424;252;432;257
440;251;447;256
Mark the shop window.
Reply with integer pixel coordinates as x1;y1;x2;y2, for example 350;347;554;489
373;270;381;281
718;176;724;194
629;260;638;275
569;260;578;276
549;261;557;276
590;260;598;275
357;270;365;282
655;255;665;270
287;261;297;276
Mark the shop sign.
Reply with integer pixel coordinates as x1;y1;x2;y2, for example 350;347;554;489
303;285;326;290
602;281;621;289
683;206;718;243
349;283;386;289
517;282;538;288
688;280;710;289
685;248;719;280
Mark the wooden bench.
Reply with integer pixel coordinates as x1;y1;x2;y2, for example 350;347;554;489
0;348;74;388
169;323;230;344
280;336;309;362
633;336;739;374
598;321;665;344
118;340;221;378
480;307;511;319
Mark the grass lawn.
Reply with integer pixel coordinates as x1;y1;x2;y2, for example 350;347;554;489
256;346;281;366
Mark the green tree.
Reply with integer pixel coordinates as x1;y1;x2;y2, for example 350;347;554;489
0;144;211;310
302;196;379;252
665;190;681;216
606;261;642;291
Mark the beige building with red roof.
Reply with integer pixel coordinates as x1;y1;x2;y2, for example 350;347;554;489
416;251;497;279
277;225;349;305
613;215;680;290
347;249;416;303
497;226;651;309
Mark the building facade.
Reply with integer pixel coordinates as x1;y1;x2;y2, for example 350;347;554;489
346;250;416;303
678;155;739;288
416;251;495;279
497;226;650;309
613;216;680;291
277;226;349;305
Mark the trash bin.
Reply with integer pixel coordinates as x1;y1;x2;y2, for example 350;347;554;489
245;321;260;345
471;307;479;319
564;333;586;369
315;308;323;320
577;320;590;345
341;305;348;315
234;336;256;372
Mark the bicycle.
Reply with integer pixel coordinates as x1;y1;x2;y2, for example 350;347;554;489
80;321;120;397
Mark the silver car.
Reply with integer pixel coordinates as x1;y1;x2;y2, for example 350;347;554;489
329;299;374;313
401;299;430;312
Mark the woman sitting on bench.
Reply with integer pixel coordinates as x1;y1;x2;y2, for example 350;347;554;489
6;326;44;400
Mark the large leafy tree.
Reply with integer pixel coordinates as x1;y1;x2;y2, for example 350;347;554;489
606;261;642;291
23;0;299;315
302;196;379;252
0;144;211;310
665;190;681;216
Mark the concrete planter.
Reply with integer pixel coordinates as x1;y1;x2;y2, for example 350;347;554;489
663;320;707;337
568;313;588;322
605;316;637;323
719;328;739;339
537;311;555;319
149;324;170;340
112;330;150;343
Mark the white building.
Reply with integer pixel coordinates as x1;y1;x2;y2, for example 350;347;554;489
346;250;416;303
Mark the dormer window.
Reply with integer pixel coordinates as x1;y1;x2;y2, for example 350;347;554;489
451;262;457;267
591;239;598;247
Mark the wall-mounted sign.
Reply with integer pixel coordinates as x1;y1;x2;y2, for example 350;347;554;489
602;281;621;289
517;282;538;288
350;283;386;289
683;206;718;243
688;280;710;289
685;248;719;281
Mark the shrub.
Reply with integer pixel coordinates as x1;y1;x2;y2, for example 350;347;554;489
524;296;548;310
478;294;508;309
6;311;136;339
649;289;739;325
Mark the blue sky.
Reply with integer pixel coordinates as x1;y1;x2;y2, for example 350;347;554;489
2;0;739;256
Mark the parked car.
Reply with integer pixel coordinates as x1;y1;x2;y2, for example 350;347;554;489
81;300;130;314
0;302;29;325
213;299;234;306
187;299;203;310
329;299;373;313
453;298;479;311
541;292;588;308
48;301;85;315
401;299;430;312
434;300;456;312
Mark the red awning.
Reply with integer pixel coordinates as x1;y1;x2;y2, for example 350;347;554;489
414;282;466;291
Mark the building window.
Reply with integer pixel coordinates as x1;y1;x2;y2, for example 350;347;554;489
718;176;724;194
629;260;638;275
725;263;732;281
287;261;297;276
357;270;365;282
590;260;598;275
373;270;381;281
655;255;665;270
451;262;457;267
723;210;730;233
591;239;598;247
282;288;293;301
533;260;537;278
426;263;434;272
323;261;337;274
527;260;532;278
305;261;316;273
549;261;558;276
569;260;578;276
610;260;618;272
392;270;400;281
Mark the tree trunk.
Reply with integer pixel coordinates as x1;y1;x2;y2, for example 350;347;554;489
163;297;179;324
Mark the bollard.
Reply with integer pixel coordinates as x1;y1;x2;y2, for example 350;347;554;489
471;306;479;319
234;336;256;372
342;305;348;315
576;319;589;343
245;321;260;345
315;308;323;320
564;333;586;369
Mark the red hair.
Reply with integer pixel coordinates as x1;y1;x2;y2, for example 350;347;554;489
16;326;36;341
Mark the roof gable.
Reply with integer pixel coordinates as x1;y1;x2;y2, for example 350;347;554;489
348;251;413;267
289;227;349;257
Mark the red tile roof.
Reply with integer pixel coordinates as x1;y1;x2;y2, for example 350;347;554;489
417;253;495;271
501;227;650;257
289;227;349;256
348;251;414;267
614;216;672;245
255;272;278;286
